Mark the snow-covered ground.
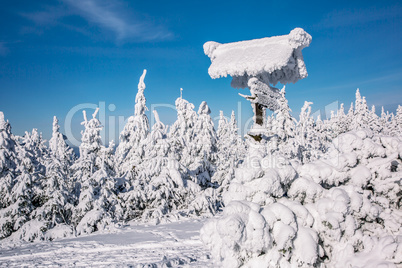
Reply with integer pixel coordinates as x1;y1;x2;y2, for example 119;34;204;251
0;219;215;267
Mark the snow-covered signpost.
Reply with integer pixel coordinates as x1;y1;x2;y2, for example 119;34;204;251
204;28;311;140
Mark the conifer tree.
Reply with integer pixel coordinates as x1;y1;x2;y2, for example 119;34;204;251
296;101;318;163
72;109;117;234
0;112;19;238
378;106;391;135
213;111;230;186
336;103;348;134
0;128;47;239
216;111;229;143
270;87;298;159
229;111;245;163
29;116;76;237
351;89;370;130
138;110;188;221
346;102;354;132
115;70;149;179
0;112;17;208
392;105;402;135
169;91;198;165
213;110;243;190
368;105;381;133
272;87;295;142
190;101;217;186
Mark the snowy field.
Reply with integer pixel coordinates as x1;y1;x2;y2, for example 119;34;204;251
0;219;214;267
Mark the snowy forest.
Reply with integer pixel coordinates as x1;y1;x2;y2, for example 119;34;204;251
1;27;402;267
1;70;401;266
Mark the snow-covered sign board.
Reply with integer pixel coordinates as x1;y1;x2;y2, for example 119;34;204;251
204;28;312;87
204;28;311;127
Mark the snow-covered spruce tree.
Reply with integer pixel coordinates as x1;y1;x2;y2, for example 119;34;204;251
168;92;198;165
212;110;243;192
23;116;77;240
217;111;229;145
315;114;324;136
271;87;297;159
0;112;19;238
0;128;48;240
272;87;295;142
115;69;149;180
0;112;18;209
295;101;323;163
351;89;370;130
71;109;118;235
20;128;48;184
336;103;348;135
314;114;332;153
389;105;402;136
368;105;381;133
229;110;246;163
48;116;76;167
19;129;47;204
211;111;229;186
135;110;191;222
327;110;340;139
188;101;217;187
115;70;154;221
379;106;391;135
47;116;76;193
345;102;354;132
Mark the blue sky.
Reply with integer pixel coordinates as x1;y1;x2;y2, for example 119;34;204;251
0;0;401;145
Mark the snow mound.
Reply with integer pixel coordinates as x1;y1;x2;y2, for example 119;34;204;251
202;130;402;267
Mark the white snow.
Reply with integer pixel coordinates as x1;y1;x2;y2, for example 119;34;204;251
0;219;214;267
204;28;312;86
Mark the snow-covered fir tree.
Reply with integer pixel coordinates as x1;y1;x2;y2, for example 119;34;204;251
314;114;331;152
189;101;217;186
0;128;47;239
390;105;402;136
296;101;319;163
351;89;370;130
346;102;354;132
212;111;229;185
168;90;198;165
272;87;295;142
216;111;229;144
212;110;242;190
26;116;77;239
229;110;246;162
135;110;190;222
336;103;348;134
379;106;391;135
367;105;381;133
115;69;149;179
271;87;298;158
0;112;19;238
71;109;118;235
0;112;17;209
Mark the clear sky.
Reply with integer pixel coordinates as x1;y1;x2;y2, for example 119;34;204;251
1;0;401;145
